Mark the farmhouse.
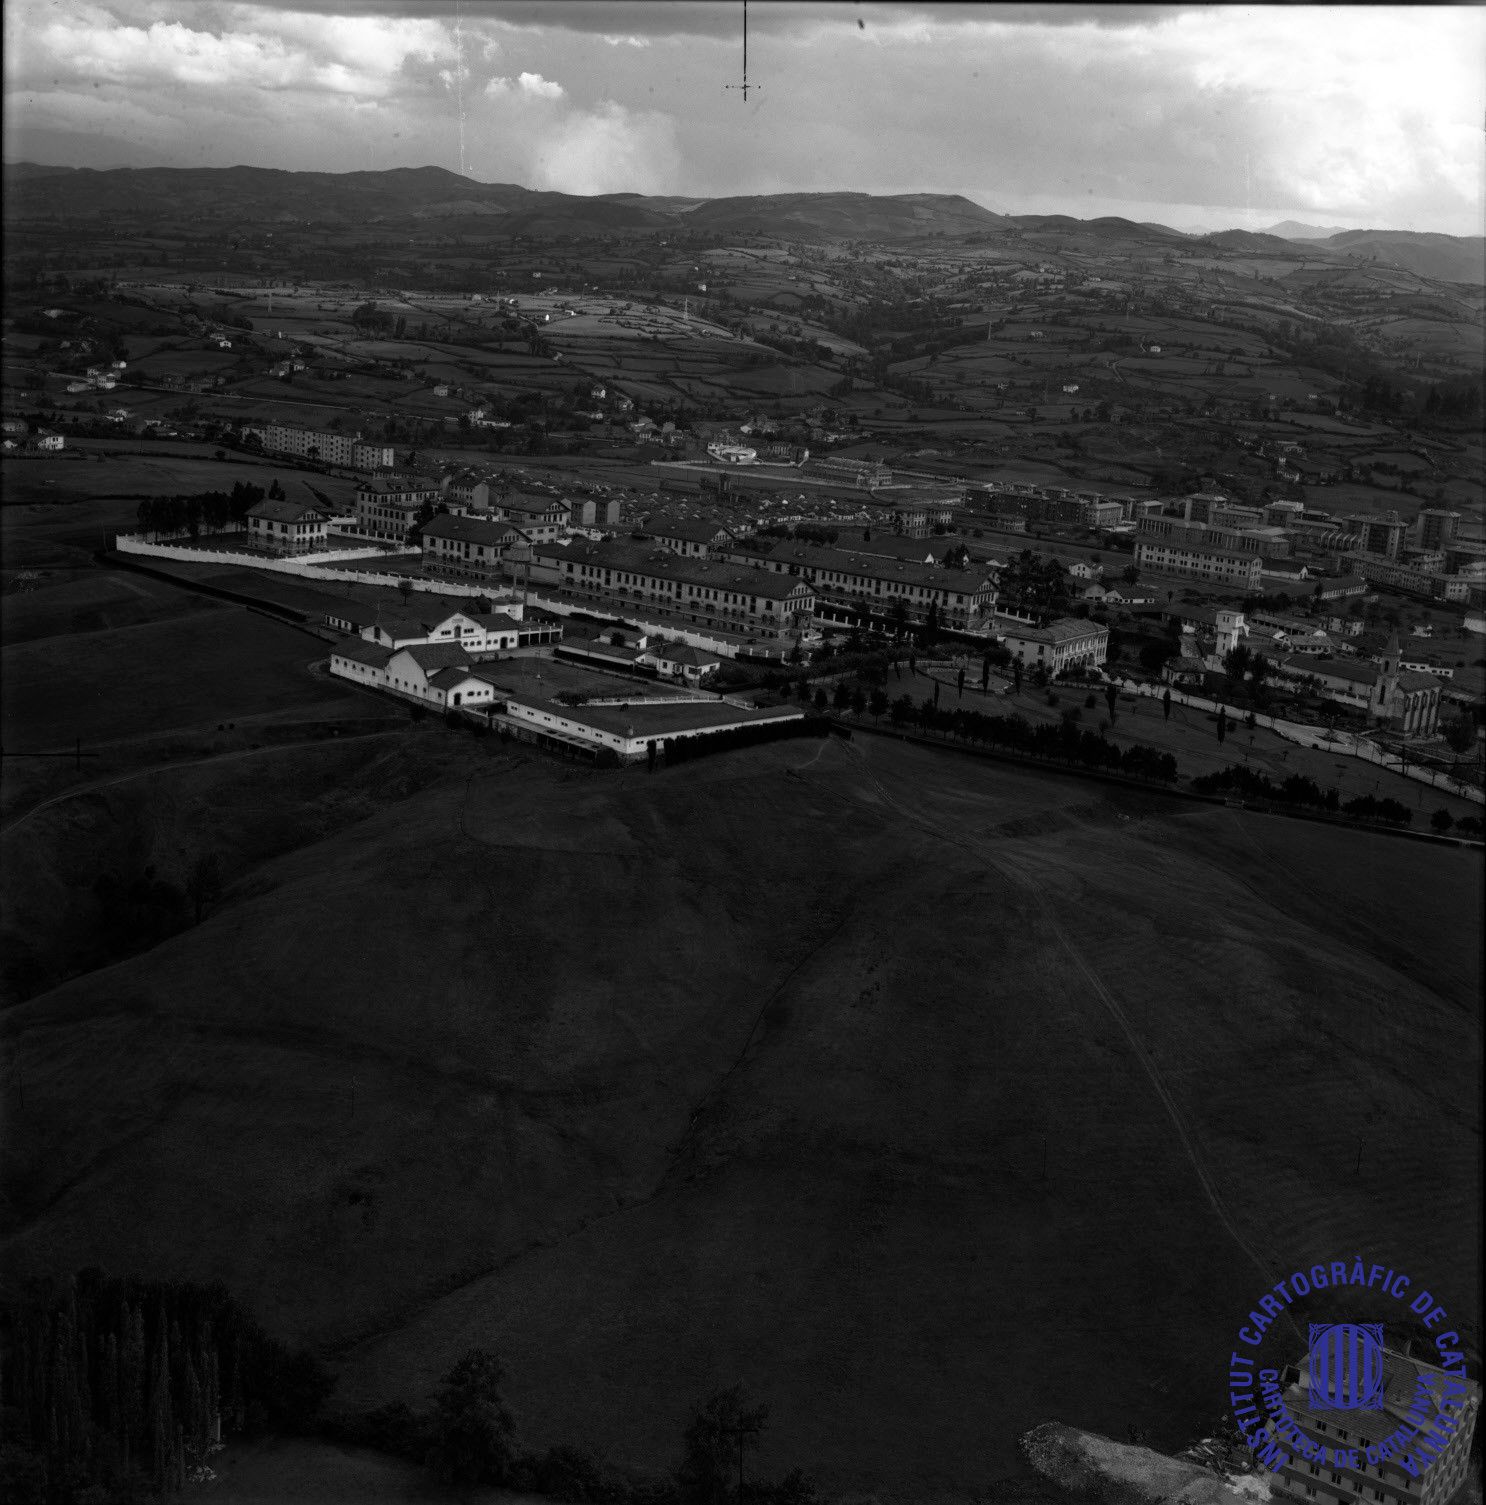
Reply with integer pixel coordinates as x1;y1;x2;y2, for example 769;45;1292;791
361;607;549;655
529;538;815;638
1000;618;1110;675
421;513;527;581
642;642;722;685
245;497;329;555
329;638;504;709
355;475;441;540
747;540;997;631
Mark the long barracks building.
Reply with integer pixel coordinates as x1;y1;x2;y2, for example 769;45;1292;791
528;538;815;638
245;421;392;470
733;538;998;631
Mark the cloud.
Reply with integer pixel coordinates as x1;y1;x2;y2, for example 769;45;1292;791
530;100;680;195
516;70;563;99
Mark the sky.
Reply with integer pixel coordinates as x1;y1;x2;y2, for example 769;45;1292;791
3;1;1483;235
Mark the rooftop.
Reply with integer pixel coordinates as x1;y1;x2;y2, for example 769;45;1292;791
331;638;394;669
422;513;522;546
507;694;803;739
246;498;326;525
392;642;472;672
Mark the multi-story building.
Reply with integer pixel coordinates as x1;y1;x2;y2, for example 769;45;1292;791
1138;514;1210;543
1000;618;1109;675
245;498;328;555
247;422;351;465
1349;556;1471;603
496;494;570;542
1268;1345;1478;1505
354;441;395;470
1134;539;1264;589
355;476;442;541
571;497;622;529
528;538;815;638
421;513;528;581
745;539;997;631
1415;509;1460;552
1347;512;1408;561
646;519;739;558
1202;524;1293;559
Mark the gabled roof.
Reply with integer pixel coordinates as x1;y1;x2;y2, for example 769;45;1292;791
332;638;394;668
422;513;519;546
357;475;440;497
246;498;326;524
650;518;734;545
428;665;486;690
376;615;441;640
391;642;472;672
651;644;720;667
1003;617;1109;646
467;612;523;631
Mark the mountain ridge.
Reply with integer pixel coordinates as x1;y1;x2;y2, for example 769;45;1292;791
2;162;1479;277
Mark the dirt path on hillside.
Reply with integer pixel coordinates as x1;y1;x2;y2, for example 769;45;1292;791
821;738;1298;1324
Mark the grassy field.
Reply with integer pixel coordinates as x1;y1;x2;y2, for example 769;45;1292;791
0;607;366;750
2;734;1477;1502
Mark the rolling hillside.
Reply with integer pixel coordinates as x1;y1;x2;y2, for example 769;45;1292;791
2;734;1478;1499
1318;228;1486;285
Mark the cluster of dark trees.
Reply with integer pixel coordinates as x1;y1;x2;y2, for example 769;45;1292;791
338;1355;815;1505
135;480;282;540
0;1271;334;1504
886;698;1179;781
1189;763;1426;828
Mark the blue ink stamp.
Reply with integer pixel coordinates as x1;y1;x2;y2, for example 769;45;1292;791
1308;1323;1386;1410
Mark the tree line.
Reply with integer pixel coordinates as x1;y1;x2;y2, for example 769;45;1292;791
1187;763;1447;831
0;1270;333;1504
134;480;283;541
885;698;1180;782
335;1350;817;1505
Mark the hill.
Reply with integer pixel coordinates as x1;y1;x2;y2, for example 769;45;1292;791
1317;228;1486;285
1197;228;1329;255
682;190;1006;240
3;734;1478;1499
1264;220;1352;240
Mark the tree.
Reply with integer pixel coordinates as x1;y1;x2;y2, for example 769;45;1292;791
1430;809;1454;834
832;681;851;711
425;1350;516;1487
1162;688;1172;721
1441;715;1477;755
397;578;414;604
850;686;867;718
1104;683;1118;723
868;688;888;722
1216;708;1227;744
677;1386;768;1505
813;687;828;713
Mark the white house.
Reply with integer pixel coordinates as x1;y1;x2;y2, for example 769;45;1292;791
1000;618;1109;675
246;498;328;554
